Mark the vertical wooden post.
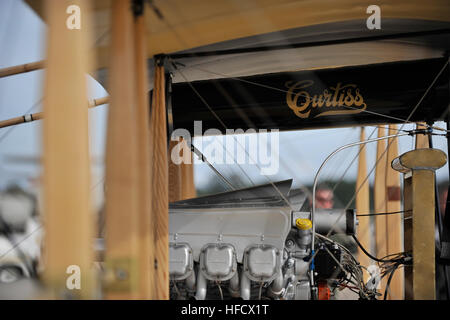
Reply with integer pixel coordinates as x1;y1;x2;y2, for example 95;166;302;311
180;139;196;200
415;122;430;149
104;0;140;299
411;122;430;297
169;140;182;202
356;127;371;280
385;124;404;299
374;126;388;293
133;5;154;299
392;149;446;300
42;0;95;298
150;58;169;299
403;175;413;299
169;137;196;201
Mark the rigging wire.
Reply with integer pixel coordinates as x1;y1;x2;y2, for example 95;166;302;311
0;27;112;260
383;263;402;300
351;234;411;264
324;231;412;300
169;63;256;188
322;59;450;242
356;209;412;217
169;28;450;59
331;126;378;195
171;62;449;133
315;233;376;299
365;125;410;133
181;59;313;200
149;0;446;300
190;144;237;190
0;98;43;144
148;0;449;215
349;61;449;207
0;26;110;145
306;57;448;294
169;58;295;210
180;61;316;202
320;128;358;187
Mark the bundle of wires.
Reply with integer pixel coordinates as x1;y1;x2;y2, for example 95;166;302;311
315;233;378;300
378;252;412;300
351;235;412;300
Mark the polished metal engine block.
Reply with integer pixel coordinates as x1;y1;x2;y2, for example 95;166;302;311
169;180;357;300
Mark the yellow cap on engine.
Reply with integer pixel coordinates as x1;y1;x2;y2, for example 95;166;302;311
296;218;312;230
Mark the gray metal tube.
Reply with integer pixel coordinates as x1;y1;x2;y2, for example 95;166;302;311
240;272;251;300
314;209;356;235
312;133;408;249
268;270;284;298
185;271;196;293
311;132;408;291
228;272;240;298
195;271;207;300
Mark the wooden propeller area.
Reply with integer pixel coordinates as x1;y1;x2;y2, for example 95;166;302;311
0;0;196;299
1;0;450;301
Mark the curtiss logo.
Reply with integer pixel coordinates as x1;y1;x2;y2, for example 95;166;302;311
285;80;367;118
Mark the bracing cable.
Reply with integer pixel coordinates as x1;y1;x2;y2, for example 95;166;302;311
352;234;411;264
384;263;401;300
356;210;411;217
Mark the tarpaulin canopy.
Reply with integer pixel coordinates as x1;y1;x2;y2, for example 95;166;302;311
25;0;450;75
25;0;450;130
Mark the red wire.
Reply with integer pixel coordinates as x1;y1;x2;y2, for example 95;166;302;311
339;284;358;290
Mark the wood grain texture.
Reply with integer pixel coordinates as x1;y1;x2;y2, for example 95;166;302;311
168;140;182;202
134;13;154;300
415;122;430;149
42;0;94;298
411;170;436;299
374;126;388;294
104;0;140;299
0;116;30;129
356;128;371;281
385;124;404;300
0;97;108;129
169;137;196;200
180;139;196;200
150;62;169;300
0;60;44;78
27;0;450;71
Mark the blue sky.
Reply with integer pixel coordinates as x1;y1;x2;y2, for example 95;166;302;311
0;0;449;209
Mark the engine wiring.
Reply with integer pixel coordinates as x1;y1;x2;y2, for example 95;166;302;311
351;234;412;299
215;281;224;300
315;232;414;300
315;233;378;300
258;282;264;300
171;280;182;299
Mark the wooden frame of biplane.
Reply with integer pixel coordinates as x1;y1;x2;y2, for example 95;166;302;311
0;0;450;300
